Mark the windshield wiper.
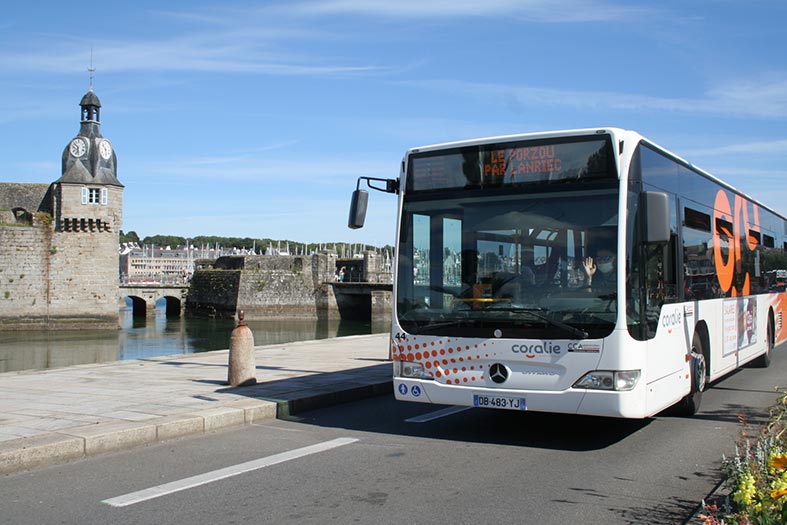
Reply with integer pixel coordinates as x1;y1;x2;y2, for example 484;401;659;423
406;319;479;334
489;306;589;339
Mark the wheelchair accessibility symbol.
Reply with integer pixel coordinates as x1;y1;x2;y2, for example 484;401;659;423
398;384;408;396
411;385;421;397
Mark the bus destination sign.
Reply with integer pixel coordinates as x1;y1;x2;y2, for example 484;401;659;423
407;136;613;192
484;145;562;180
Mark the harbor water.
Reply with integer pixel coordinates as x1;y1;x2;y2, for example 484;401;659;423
0;304;387;373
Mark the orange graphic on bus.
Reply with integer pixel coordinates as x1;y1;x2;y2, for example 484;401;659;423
713;190;759;297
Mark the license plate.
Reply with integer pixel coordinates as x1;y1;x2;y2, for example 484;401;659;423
473;394;526;411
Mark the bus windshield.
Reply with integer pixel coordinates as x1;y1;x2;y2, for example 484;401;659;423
397;186;620;340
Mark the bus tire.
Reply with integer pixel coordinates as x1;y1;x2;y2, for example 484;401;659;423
752;315;774;368
676;334;706;416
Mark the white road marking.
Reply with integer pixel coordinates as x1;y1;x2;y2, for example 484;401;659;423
405;406;470;423
102;437;358;508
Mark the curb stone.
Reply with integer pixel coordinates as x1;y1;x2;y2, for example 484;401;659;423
0;384;390;475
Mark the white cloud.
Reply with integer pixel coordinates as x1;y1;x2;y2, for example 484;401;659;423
0;36;388;77
124;153;393;185
0;4;394;78
685;139;787;157
704;75;787;119
0;1;656;79
408;74;787;120
288;0;649;22
366;116;543;147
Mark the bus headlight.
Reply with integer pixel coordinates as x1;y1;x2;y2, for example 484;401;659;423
394;361;433;379
573;370;640;391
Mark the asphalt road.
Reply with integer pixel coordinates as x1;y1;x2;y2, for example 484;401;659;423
2;345;785;525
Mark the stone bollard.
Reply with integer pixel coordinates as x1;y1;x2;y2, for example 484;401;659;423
228;310;257;387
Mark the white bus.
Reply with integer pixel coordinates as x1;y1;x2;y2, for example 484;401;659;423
349;128;787;418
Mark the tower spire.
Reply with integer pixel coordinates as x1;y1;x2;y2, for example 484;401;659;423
87;49;95;91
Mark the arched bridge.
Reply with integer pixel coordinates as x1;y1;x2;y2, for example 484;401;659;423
119;283;189;317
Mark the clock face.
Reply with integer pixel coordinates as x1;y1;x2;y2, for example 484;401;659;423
69;138;87;158
99;140;112;160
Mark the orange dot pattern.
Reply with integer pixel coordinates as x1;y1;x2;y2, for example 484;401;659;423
391;335;501;385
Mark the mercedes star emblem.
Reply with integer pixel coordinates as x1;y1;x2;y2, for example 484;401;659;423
489;363;508;384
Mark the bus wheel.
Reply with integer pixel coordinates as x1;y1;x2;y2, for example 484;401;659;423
752;316;774;368
677;335;706;416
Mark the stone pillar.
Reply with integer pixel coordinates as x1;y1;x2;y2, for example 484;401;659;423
371;290;392;331
228;310;256;386
363;251;377;283
146;295;157;317
315;283;340;321
363;250;392;284
312;250;337;285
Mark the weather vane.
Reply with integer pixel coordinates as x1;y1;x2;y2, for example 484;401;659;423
87;48;95;91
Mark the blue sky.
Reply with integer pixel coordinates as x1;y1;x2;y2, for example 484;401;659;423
2;1;786;246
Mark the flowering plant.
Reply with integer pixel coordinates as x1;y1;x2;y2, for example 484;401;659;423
700;389;787;524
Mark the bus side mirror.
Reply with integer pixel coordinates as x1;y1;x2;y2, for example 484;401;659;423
642;191;670;244
347;177;399;230
348;189;369;229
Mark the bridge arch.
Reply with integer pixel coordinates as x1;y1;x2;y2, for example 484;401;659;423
119;284;189;318
126;295;148;317
161;296;182;317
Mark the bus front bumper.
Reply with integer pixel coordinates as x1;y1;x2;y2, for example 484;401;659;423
394;378;649;419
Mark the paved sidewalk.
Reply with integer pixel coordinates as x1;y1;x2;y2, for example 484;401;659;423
0;333;391;475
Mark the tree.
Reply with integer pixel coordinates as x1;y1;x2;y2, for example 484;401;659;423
120;230;141;244
142;235;186;247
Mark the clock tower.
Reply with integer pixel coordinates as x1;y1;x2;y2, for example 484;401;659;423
54;86;123;233
0;82;125;330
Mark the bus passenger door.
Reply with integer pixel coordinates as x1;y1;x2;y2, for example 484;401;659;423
644;192;686;399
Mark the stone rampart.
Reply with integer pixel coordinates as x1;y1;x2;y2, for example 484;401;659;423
186;253;340;320
0;223;119;330
185;269;241;318
0;226;50;323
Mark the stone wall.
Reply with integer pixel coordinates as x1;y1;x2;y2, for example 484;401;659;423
48;226;119;327
185;270;241;318
363;251;393;284
0;226;50;323
186;253;340;320
0;222;119;330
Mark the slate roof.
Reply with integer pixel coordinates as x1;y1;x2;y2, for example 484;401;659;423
79;90;101;108
0;183;51;213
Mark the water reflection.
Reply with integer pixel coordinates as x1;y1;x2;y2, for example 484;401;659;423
0;330;119;373
0;304;385;373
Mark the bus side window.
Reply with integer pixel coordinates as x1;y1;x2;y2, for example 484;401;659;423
642;191;679;337
683;205;717;299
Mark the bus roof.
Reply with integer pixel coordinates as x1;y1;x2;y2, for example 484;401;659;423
406;127;622;154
